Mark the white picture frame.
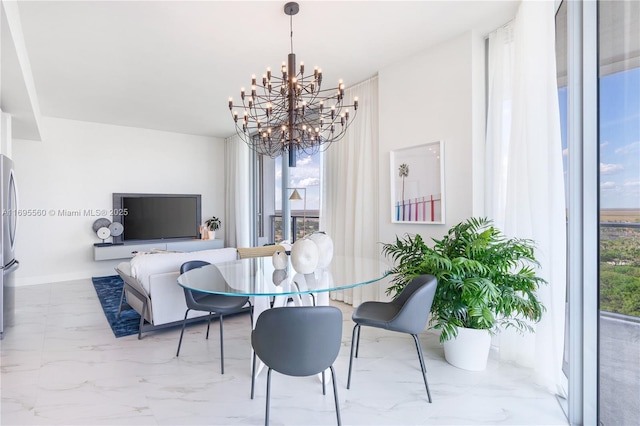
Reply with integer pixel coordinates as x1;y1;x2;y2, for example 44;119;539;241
390;141;445;224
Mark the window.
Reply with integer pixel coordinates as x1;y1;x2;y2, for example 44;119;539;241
255;150;322;244
556;1;640;423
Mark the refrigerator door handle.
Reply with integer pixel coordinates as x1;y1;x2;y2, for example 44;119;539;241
8;169;18;252
3;260;19;275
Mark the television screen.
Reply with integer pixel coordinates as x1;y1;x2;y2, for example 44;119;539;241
113;193;201;242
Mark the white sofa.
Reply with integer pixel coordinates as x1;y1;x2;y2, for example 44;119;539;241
114;247;240;338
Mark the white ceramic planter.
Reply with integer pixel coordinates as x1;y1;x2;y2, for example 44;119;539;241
443;327;491;371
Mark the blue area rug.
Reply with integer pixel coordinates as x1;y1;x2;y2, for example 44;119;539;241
92;275;141;338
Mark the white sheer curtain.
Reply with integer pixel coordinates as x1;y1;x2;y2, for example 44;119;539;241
224;134;252;248
486;0;567;393
322;76;379;306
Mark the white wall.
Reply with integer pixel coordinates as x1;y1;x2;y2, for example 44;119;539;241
13;117;225;285
378;30;486;247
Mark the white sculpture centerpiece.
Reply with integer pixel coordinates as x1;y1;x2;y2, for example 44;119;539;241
290;232;334;274
272;249;288;270
307;232;334;268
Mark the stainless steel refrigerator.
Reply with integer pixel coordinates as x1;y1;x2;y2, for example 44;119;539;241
0;154;18;339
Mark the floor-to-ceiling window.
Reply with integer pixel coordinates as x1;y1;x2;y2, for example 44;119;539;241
557;1;639;423
255;150;322;244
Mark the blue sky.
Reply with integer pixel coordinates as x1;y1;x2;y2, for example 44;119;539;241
275;151;321;211
560;67;640;209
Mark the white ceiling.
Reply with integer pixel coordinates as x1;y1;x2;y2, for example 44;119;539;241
8;0;520;140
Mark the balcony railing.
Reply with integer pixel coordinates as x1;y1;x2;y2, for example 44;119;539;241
270;212;320;242
599;222;639;424
599;222;640;320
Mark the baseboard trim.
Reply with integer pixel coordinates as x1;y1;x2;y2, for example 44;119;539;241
15;271;94;287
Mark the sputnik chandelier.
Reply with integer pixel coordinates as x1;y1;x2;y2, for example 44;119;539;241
228;2;358;167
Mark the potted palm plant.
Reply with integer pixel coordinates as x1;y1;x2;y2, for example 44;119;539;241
381;217;546;371
204;216;221;240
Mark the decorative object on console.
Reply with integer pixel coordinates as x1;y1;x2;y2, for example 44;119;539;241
97;226;111;241
93;217;113;246
109;222;124;238
204;216;221;240
390;141;445;224
307;231;333;268
227;2;359;168
272;250;288;270
290;237;319;274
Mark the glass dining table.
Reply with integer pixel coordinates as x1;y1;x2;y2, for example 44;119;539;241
177;254;390;376
177;254;389;302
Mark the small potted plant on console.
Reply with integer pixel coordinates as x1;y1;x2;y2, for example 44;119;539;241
204;216;221;240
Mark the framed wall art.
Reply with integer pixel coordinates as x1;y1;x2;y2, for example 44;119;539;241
390;141;445;224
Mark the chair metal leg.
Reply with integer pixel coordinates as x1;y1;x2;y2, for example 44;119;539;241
355;324;361;358
219;314;225;374
138;299;149;340
176;309;190;356
265;367;273;426
248;301;254;325
347;324;359;389
206;313;212;339
330;365;342;426
116;286;126;319
322;370;326;395
411;334;432;403
251;351;257;399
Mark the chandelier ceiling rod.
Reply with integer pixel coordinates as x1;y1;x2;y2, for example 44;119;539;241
228;1;359;167
287;2;295;54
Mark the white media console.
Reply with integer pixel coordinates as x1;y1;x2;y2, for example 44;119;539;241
93;239;224;261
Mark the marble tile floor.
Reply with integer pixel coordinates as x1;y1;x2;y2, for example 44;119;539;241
1;279;569;426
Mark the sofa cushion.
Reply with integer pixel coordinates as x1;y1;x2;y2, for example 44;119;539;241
129;247;238;293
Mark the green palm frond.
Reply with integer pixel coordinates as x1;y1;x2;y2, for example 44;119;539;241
381;217;547;343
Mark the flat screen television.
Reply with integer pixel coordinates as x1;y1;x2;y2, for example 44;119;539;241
112;193;202;243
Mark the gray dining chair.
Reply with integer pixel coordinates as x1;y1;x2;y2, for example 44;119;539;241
251;306;343;426
177;260;253;374
347;274;437;402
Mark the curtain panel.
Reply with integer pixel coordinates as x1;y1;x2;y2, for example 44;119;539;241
485;0;567;393
224;134;252;249
322;75;380;306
